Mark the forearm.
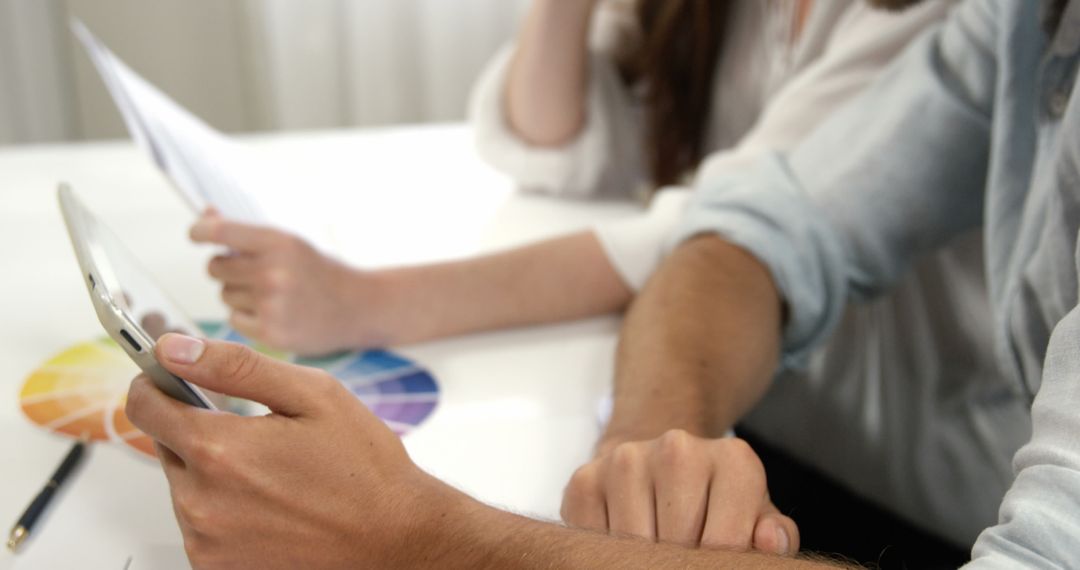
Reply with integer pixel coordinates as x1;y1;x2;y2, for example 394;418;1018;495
360;231;632;346
505;0;596;146
417;491;840;569
601;235;783;449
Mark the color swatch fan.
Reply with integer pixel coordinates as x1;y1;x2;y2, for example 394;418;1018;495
20;323;440;458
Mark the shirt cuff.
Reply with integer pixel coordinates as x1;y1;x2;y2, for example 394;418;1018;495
594;187;692;291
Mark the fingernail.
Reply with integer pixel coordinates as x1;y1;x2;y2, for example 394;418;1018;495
160;334;205;364
775;526;790;555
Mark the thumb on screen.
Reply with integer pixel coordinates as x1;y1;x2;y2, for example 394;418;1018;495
154;334;317;417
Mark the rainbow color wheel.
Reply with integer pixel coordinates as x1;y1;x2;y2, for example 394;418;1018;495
19;323;439;458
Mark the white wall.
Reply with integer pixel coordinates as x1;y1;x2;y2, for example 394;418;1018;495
0;0;529;145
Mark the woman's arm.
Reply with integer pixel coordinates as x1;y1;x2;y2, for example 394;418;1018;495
372;230;631;345
469;0;645;197
191;214;632;354
504;0;599;146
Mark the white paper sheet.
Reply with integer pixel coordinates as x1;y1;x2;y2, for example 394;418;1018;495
71;21;336;255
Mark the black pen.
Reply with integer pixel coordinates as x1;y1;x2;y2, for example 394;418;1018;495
7;437;88;552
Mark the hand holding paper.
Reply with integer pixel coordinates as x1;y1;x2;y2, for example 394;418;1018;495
72;21;336;255
190;212;388;354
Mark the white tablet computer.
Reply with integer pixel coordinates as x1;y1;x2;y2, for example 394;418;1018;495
58;184;216;409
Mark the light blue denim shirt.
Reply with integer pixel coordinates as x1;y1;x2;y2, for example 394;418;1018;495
676;0;1080;565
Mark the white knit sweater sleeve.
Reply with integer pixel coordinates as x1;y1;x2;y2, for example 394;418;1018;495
594;0;955;291
467;3;646;199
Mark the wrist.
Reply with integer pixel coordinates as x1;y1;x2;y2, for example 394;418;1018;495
336;267;397;348
393;478;496;568
419;491;553;569
597;418;709;457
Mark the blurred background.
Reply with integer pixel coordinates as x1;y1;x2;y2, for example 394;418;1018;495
0;0;530;146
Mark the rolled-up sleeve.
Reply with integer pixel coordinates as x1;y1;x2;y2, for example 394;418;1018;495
594;187;692;290
673;0;998;367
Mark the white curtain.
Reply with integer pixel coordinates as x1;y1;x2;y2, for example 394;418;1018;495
0;0;530;144
245;0;530;130
0;0;76;145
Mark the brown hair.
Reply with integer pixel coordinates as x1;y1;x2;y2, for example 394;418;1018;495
626;0;728;189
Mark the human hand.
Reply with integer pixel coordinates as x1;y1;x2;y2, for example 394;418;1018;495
561;430;799;555
125;334;455;569
190;212;388;354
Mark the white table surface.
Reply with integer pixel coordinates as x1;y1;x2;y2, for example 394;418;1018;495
0;123;641;569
